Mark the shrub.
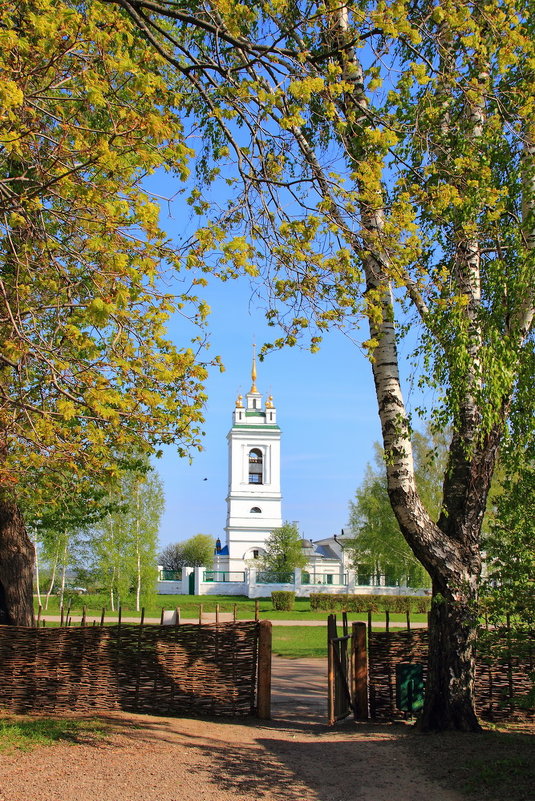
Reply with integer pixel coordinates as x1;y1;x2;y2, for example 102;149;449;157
308;593;431;614
271;591;295;611
415;597;432;614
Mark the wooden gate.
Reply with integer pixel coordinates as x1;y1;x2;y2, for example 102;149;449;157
327;614;369;725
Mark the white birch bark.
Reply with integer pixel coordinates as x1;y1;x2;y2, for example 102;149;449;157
44;547;58;611
135;482;141;612
33;529;41;608
58;542;67;610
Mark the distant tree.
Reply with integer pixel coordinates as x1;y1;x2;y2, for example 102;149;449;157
91;464;164;611
159;542;186;572
260;523;307;578
26;473;116;609
160;534;215;570
483;460;534;627
348;429;449;587
348;463;430;588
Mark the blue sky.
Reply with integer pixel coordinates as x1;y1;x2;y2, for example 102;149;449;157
144;174;428;550
155;269;425;548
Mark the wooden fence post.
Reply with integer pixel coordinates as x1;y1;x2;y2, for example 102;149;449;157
327;614;336;726
352;621;369;721
257;620;272;720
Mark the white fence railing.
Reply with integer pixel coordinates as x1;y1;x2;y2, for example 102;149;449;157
157;567;429;598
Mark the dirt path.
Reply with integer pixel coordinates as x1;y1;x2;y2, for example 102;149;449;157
0;658;468;801
40;615;427;627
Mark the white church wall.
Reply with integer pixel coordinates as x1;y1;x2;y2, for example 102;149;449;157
156;580;183;594
199;580;249;596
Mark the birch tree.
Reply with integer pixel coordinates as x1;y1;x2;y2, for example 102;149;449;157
104;0;534;731
91;467;162;612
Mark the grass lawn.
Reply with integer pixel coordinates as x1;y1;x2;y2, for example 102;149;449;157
0;717;107;753
272;625;328;658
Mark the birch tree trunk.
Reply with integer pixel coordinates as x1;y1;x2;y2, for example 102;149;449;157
135;482;141;613
332;10;485;730
33;530;41;608
44;547;59;611
110;569;116;612
58;543;68;610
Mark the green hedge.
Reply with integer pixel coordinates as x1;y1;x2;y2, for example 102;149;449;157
271;591;295;611
309;593;431;614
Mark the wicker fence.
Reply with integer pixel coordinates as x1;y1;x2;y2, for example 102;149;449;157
0;620;271;718
367;625;534;722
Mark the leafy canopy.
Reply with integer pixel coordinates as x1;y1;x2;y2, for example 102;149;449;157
160;534;215;569
109;0;534;448
260;522;307;575
0;0;219;511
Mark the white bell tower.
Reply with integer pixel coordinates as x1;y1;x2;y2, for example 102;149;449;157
223;349;282;570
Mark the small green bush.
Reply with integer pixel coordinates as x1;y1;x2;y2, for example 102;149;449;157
271;591;295;611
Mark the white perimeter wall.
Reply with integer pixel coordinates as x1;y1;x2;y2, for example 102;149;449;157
157;567;429;597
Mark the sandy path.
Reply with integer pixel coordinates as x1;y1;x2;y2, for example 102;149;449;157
0;658;463;801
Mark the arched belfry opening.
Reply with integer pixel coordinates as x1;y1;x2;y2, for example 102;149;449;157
248;448;263;484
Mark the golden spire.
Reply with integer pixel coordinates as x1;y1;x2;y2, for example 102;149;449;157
250;343;258;393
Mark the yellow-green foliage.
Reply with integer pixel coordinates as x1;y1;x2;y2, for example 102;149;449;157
0;0;218;509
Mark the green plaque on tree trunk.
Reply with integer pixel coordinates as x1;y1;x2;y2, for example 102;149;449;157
396;663;424;713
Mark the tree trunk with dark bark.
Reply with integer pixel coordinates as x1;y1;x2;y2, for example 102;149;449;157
0;495;35;626
420;590;481;731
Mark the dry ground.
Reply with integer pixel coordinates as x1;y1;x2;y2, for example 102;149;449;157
0;658;532;801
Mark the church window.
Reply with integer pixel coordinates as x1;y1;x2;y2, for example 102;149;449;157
248;448;263;484
253;550;259;559
250;506;262;514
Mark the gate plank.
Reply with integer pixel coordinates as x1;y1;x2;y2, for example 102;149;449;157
352;621;369;720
